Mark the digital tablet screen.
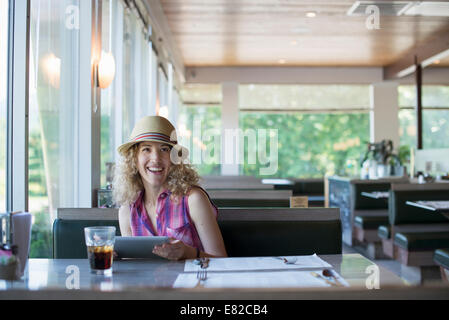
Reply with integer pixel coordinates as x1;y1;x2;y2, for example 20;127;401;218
114;236;169;259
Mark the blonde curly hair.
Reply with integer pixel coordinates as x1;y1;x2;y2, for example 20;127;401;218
112;143;200;206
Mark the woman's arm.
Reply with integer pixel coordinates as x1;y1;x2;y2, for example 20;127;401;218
118;205;132;236
187;187;227;258
152;187;228;260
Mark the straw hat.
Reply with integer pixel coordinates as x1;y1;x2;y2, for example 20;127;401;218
117;116;188;162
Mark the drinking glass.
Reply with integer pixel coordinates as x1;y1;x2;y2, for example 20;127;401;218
84;226;116;275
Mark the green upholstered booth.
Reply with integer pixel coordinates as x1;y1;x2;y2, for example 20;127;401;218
388;189;449;226
376;183;449;244
327;176;405;248
212;198;290;207
434;248;449;282
273;178;324;195
53;219;121;259
352;182;391;211
220;219;341;257
53;207;341;259
378;225;391;240
377;184;449;271
208;189;292;208
434;249;449;270
354;216;389;230
395;232;449;251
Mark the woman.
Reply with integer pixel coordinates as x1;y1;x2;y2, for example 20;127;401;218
113;116;227;260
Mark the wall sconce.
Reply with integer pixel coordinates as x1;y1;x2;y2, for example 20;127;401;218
97;51;116;89
42;52;61;89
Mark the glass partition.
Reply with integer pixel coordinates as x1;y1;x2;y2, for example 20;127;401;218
0;0;8;212
28;0;80;257
398;85;449;149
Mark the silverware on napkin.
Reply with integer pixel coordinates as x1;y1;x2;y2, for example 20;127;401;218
310;271;336;287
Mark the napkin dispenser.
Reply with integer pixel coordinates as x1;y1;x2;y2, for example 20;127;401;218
0;212;32;278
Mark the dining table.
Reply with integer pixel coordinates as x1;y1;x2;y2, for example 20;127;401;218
406;201;449;220
361;191;390;200
0;253;418;301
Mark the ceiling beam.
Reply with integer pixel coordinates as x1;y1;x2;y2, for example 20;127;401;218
185;66;384;84
384;33;449;80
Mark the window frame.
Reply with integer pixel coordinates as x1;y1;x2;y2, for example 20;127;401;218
6;0;30;212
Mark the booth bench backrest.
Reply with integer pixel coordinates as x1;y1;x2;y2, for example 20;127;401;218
53;207;341;259
351;182;391;210
208;189;292;207
389;184;449;225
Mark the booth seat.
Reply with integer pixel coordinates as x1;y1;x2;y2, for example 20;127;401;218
377;222;449;265
394;232;449;266
434;249;449;282
53;207;341;259
353;214;390;259
378;225;393;257
354;215;389;243
349;182;391;259
373;184;449;282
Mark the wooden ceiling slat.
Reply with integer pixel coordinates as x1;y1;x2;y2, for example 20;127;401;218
160;0;449;67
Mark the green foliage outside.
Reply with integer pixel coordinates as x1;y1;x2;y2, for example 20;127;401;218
29;129;52;258
240;112;370;178
179;105;222;176
399;109;449;150
101;114;112;188
398;85;449;157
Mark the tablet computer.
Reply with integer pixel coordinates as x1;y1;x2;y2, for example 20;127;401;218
114;236;169;259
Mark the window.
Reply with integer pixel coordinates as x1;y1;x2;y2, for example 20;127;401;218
100;0;125;188
149;47;158;115
158;66;168;116
28;0;80;257
100;1;156;188
121;7;154;143
398;85;449;149
240;113;369;178
0;0;8;212
239;85;370;177
178;84;222;176
239;84;370;112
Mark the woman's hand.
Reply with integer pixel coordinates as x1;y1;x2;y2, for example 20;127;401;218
152;238;196;260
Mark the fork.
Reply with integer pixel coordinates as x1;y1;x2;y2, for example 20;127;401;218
196;268;207;281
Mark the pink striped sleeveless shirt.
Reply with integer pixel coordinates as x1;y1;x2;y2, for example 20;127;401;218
129;187;218;251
